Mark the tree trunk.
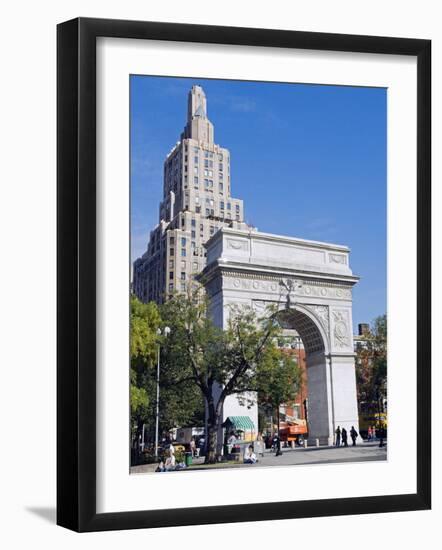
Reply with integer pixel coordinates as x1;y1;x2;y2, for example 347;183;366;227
205;396;224;464
206;417;218;464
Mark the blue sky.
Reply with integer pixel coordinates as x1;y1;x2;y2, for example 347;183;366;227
131;76;386;331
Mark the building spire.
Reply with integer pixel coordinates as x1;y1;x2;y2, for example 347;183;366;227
183;85;214;144
187;85;207;122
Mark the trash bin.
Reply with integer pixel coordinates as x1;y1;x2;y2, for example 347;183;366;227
185;452;193;466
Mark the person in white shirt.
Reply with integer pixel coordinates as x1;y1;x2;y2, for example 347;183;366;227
243;445;257;464
165;451;176;471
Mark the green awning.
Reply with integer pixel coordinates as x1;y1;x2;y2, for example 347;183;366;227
223;416;255;432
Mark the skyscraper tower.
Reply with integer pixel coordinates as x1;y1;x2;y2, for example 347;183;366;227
133;85;250;304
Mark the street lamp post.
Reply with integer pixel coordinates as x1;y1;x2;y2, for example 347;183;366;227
155;326;171;458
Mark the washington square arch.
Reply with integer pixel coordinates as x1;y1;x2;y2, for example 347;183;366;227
200;226;361;447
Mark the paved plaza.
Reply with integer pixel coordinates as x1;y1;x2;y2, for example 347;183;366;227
130;441;387;474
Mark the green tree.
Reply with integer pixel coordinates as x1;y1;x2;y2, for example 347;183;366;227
160;287;283;463
130;296;161;446
257;348;302;435
356;314;387;417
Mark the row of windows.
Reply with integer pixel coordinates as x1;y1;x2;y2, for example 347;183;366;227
169;259;199;271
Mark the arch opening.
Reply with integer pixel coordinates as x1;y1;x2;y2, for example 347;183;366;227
276;308;325;356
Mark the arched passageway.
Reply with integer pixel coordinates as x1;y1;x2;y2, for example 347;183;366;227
202;227;361;446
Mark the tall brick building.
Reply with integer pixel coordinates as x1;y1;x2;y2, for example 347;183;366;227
133;85;250;304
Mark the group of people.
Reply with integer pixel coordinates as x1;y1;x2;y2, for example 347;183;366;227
334;425;359;447
156;450;178;472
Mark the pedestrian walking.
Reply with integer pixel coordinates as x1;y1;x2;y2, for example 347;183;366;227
367;426;373;441
335;426;341;447
379;426;386;447
342;427;348;447
350;426;358;446
256;432;265;458
190;437;196;457
273;433;282;456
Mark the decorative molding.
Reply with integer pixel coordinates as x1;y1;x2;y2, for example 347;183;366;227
329;253;347;265
226;238;248;251
332;309;350;349
222;273;353;300
221;270;354;289
305;304;329;333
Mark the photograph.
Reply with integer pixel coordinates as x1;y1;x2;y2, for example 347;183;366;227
130;76;388;474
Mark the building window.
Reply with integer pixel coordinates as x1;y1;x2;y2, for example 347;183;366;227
181;282;186;291
169;260;174;268
191;230;196;238
208;170;213;177
170;248;174;256
184;155;188;162
191;218;196;227
169;271;173;280
181;260;186;269
235;204;240;211
191;241;195;249
193;262;198;271
227;203;231;210
208;160;213;168
180;272;186;280
218;153;223;161
204;178;209;187
196;206;201;213
194;167;198;174
204;170;208;177
194;156;198;164
205;208;210;216
204;159;209;168
194;176;199;185
204;151;209;158
181;237;186;247
220;201;225;210
169;283;173;292
219;183;224;192
181;249;186;257
219;163;223;171
170;236;175;245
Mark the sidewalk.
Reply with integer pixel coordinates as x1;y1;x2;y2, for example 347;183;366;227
130;440;387;474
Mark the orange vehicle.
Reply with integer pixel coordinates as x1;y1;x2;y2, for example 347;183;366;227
279;419;308;446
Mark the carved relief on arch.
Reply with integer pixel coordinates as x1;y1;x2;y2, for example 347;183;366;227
331;309;351;349
304;304;330;335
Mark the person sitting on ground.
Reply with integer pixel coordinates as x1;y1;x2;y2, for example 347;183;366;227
243;445;257;464
164;451;176;471
155;460;165;473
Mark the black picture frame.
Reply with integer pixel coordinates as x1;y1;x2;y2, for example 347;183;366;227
57;17;431;532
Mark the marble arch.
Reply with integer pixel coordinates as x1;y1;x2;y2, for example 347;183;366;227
201;227;361;446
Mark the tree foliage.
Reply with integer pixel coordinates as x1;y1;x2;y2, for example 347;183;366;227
130;296;161;443
159;287;287;462
356;314;387;413
258;348;302;416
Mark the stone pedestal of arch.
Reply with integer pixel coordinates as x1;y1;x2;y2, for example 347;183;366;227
200;227;361;447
